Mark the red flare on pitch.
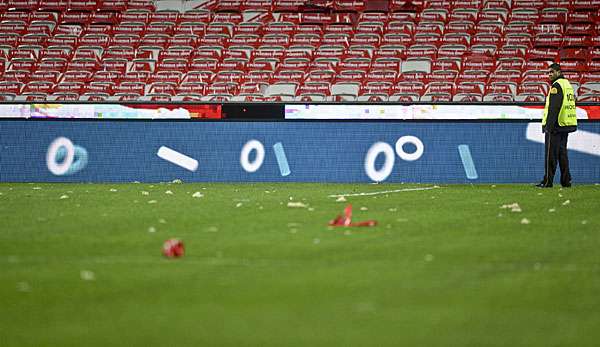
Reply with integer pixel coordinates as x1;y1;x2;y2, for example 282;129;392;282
162;238;185;258
328;204;377;227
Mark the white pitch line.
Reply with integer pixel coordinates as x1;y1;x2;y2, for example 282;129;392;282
328;186;441;198
157;146;198;172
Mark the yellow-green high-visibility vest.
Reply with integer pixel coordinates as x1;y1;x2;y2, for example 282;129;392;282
543;78;577;127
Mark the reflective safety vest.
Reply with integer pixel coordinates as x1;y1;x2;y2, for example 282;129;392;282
543;78;577;127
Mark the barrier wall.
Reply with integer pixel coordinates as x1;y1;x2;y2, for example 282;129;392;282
1;120;599;183
2;102;600;120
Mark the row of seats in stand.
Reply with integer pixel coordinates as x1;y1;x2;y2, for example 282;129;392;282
3;71;600;101
2;8;599;47
2;0;599;12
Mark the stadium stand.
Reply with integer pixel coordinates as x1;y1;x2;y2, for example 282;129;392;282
0;0;599;102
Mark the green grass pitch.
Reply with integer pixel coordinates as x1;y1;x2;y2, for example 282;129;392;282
1;182;600;346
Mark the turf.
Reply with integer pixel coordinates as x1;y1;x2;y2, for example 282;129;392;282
1;182;599;346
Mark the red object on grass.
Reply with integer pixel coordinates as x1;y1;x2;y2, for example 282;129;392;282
162;238;185;258
329;204;377;227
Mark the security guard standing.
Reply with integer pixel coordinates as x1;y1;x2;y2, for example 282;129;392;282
537;63;578;188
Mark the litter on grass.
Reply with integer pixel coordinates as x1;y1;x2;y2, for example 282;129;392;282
192;192;204;198
521;218;531;225
165;190;173;195
16;282;31;292
59;195;69;199
336;196;347;202
162;239;184;258
500;203;522;212
562;200;570;206
329;204;377;227
80;270;96;281
287;202;308;208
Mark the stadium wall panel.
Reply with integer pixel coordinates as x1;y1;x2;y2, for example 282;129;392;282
0;120;599;184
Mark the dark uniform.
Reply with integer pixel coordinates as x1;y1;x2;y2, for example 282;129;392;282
539;74;577;187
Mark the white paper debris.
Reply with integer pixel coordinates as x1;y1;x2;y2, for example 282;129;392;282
148;226;156;233
142;191;149;195
548;208;556;212
165;190;173;194
109;188;117;192
148;200;157;204
336;196;347;202
158;219;166;224
192;192;204;198
287;202;308;208
16;282;31;292
360;207;368;211
172;179;182;184
500;203;522;212
33;187;42;190
388;208;397;212
236;202;243;207
80;270;95;281
582;220;588;225
562;200;570;206
521;218;530;224
59;195;69;199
